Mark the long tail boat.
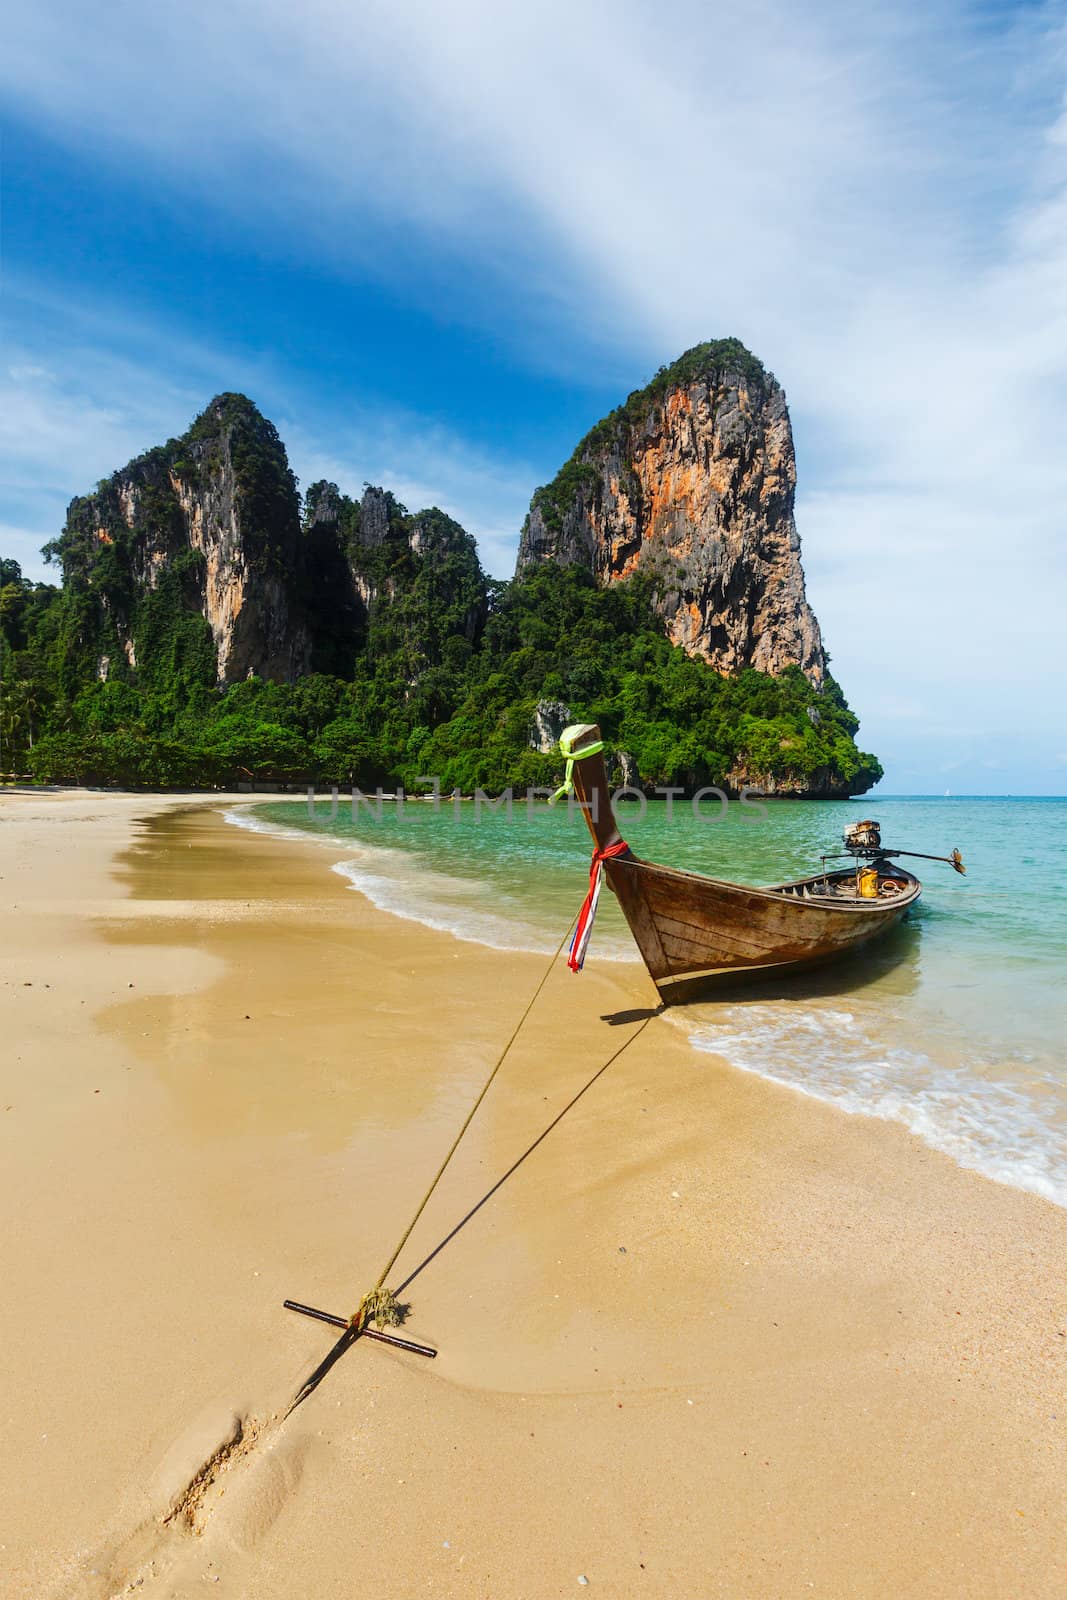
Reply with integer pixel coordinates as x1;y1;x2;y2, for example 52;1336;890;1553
558;723;965;1003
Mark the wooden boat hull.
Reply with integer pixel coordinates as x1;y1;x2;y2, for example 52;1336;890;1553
604;854;919;1000
566;725;920;1003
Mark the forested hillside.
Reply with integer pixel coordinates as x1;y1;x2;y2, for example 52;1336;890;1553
0;379;882;796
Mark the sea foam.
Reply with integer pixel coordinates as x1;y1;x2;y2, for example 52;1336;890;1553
223;804;567;953
682;1002;1067;1209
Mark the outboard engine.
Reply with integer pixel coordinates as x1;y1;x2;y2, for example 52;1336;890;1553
844;819;881;853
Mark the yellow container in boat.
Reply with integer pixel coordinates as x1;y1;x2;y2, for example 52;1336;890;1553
858;868;879;899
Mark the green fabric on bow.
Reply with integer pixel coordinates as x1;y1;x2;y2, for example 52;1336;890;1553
549;725;605;805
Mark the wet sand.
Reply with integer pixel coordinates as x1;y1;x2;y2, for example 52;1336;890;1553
1;791;1064;1599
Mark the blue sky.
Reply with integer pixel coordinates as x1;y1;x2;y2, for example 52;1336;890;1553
2;0;1066;792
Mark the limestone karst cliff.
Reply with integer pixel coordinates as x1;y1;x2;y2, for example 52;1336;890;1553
10;376;881;795
516;339;825;682
51;399;488;689
302;482;488;676
53;394;312;686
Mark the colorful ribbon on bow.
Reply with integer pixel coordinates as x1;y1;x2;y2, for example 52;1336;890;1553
568;839;630;971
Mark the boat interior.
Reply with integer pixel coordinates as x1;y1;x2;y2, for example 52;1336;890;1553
773;863;921;905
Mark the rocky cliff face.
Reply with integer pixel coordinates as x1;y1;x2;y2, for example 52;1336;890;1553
17;379;882;795
57;394;311;685
303;482;487;672
516;340;826;682
54;397;490;697
172;400;311;683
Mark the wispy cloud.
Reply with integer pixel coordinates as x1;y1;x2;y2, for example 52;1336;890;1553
0;281;235;576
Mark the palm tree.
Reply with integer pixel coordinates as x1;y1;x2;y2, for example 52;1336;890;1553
0;674;44;773
14;679;42;748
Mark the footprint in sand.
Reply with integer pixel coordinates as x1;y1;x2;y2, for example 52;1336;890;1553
66;1402;313;1598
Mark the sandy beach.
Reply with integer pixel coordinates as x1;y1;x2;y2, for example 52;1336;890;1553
1;791;1064;1600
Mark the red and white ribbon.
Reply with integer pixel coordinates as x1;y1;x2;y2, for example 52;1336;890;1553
568;840;630;972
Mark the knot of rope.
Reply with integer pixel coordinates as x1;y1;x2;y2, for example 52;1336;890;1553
349;1285;403;1333
568;839;630;972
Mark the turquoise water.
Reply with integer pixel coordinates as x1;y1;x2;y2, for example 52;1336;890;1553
228;795;1067;1207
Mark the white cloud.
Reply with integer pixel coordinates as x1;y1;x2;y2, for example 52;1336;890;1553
0;306;226;578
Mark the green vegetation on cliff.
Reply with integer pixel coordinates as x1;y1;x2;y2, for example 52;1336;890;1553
1;557;880;794
0;388;881;795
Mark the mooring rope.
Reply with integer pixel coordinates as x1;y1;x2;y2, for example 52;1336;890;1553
349;913;581;1332
287;988;658;1416
393;1006;659;1299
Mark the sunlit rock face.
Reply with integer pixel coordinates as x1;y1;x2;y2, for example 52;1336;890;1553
61;393;311;685
60;400;491;695
168;403;311;684
517;340;826;683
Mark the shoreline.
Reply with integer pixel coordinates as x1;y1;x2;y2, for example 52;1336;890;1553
1;791;1064;1598
230;795;1067;1212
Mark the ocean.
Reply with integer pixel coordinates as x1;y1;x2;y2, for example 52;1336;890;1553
227;794;1067;1209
